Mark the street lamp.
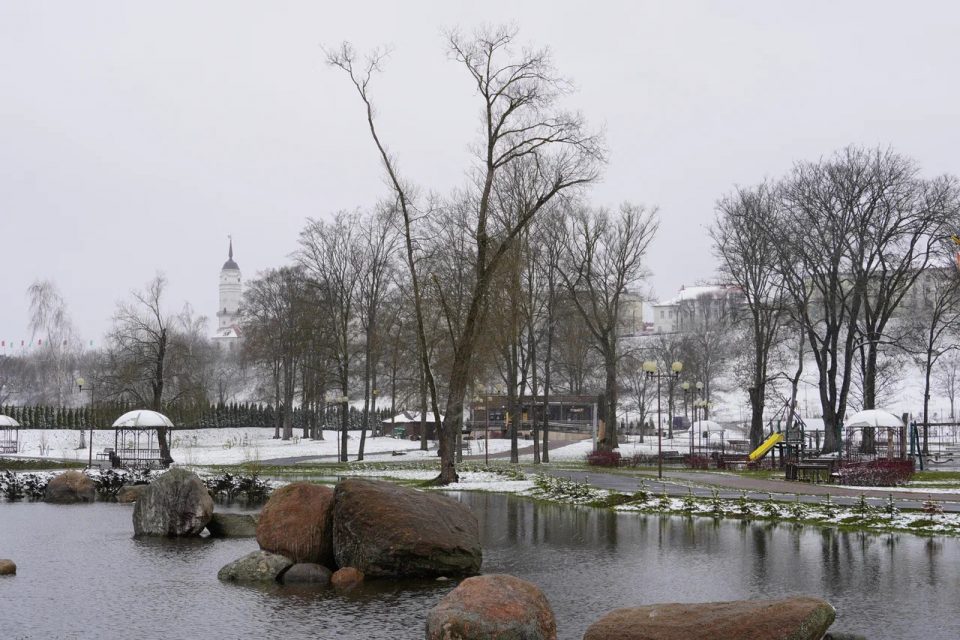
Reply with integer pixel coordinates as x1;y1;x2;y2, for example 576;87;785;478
643;360;683;479
77;377;94;468
371;389;378;437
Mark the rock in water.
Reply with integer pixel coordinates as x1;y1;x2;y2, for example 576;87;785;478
207;512;257;538
116;484;148;503
256;482;335;566
582;596;836;640
132;468;214;536
330;567;364;591
282;563;333;585
426;574;557;640
332;478;481;578
217;550;293;583
0;559;16;576
44;471;96;504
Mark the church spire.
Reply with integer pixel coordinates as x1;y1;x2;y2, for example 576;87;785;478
221;235;239;271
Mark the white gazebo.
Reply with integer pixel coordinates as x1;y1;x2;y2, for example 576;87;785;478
0;415;20;454
109;410;174;469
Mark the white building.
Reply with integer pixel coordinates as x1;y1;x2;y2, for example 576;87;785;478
212;238;242;350
651;284;742;334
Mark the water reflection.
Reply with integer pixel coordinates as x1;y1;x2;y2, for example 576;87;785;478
1;495;959;639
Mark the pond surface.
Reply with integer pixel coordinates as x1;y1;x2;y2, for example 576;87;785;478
1;493;958;639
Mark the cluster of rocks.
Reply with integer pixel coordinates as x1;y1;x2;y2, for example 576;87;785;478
426;576;844;640
218;477;482;588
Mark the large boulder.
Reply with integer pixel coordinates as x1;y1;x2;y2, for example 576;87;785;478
582;597;836;640
207;512;257;538
332;478;481;578
256;482;334;566
44;471;95;504
426;574;556;640
217;550;293;584
282;563;332;586
0;559;15;576
132;468;214;537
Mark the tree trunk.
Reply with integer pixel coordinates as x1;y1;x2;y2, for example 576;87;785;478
359;326;373;462
419;359;429;451
282;356;295;441
923;349;933;456
601;350;618;451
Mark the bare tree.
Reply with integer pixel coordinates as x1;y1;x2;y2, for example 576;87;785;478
936;351;960;421
299;212;363;461
242;266;311;440
354;206;400;460
328;26;601;483
560;203;659;451
98;275;207;465
712;183;785;448
901;250;960;453
774;149;890;453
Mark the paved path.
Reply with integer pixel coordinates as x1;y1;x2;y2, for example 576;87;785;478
259;444;960;512
531;467;960;512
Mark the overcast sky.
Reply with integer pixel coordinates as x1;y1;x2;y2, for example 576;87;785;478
2;1;959;347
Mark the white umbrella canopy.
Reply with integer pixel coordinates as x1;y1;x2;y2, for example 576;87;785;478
112;410;174;428
845;409;904;428
692;419;722;432
0;415;20;427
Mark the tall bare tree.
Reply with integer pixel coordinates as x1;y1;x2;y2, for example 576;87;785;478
299;212;363;462
712;183;785;448
242;266;311;440
328;26;601;483
354;206;400;460
560;203;659;451
902;250;960;453
99;275;208;465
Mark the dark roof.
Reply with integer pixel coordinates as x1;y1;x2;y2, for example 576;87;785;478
222;236;239;271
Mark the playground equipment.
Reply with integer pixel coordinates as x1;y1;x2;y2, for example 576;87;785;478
748;432;783;461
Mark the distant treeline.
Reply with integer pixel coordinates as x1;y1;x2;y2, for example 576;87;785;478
0;402;395;430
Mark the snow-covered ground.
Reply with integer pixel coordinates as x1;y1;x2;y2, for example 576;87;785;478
4;428;545;466
1;428;763;466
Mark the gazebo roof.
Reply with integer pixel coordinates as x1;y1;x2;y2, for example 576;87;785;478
0;415;20;427
112;410;174;429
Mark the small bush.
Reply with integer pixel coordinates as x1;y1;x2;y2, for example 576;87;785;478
586;450;622;467
835;459;915;487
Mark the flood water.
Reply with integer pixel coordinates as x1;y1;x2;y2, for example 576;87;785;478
1;493;958;639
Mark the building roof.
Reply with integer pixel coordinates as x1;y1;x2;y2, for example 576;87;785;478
222;237;240;271
655;284;740;306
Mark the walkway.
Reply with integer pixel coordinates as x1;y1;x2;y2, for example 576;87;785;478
532;467;960;513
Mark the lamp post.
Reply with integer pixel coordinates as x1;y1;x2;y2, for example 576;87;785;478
77;377;93;468
682;382;692;456
643;360;683;479
371;389;378;437
695;381;704;457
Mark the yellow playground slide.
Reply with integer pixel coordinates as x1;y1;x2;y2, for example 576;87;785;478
748;432;784;461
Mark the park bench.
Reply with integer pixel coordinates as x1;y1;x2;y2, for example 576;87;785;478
96;447;115;462
795;462;832;483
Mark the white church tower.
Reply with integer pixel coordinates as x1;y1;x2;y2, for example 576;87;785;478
213;237;242;349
